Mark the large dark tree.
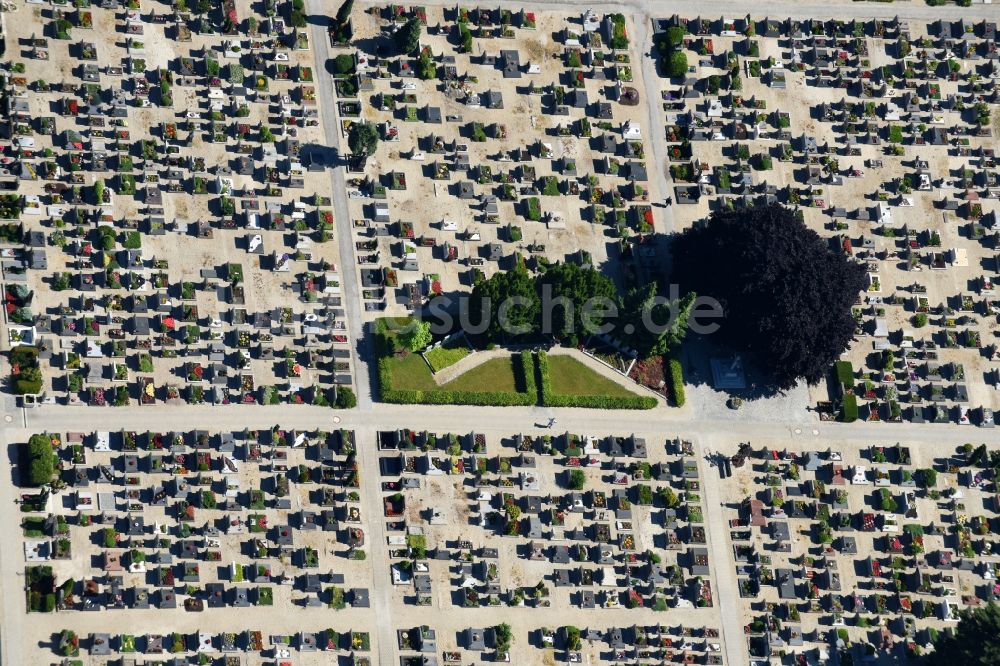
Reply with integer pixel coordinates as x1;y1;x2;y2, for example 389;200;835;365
671;204;864;389
926;602;1000;665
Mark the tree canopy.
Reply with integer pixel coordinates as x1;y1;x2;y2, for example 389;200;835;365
331;0;354;42
465;263;693;354
393;17;422;54
671;204;864;390
25;434;57;487
537;262;617;344
619;283;695;358
333;54;355;75
664;26;685;47
493;623;514;654
347;122;379;159
397;319;432;352
334;386;357;409
564;626;582;651
926;602;1000;665
334;0;353;27
665;50;688;78
655;27;689;78
470;266;540;341
417;49;437;80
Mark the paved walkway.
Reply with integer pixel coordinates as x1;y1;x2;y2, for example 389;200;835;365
307;0;372;410
700;440;748;666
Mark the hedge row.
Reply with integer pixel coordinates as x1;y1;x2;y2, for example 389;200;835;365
834;360;854;390
536;351;658;410
24;433;57;487
380;384;535;406
377;341;535;406
519;350;537;397
543;392;658;410
839;394;859;422
536;350;553;403
667;357;685;407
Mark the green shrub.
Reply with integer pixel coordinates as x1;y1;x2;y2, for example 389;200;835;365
24;433;57;487
524;197;541;221
668;357;685;407
11;346;42;395
840;394;858;422
334;386;357;409
665;50;688;78
834;360;854;388
664;26;685;48
333;54;355;75
917;468;937;488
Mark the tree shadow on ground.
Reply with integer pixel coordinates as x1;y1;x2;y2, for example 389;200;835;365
677;334;791;402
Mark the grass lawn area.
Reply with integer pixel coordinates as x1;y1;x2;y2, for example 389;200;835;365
424;344;471;373
547;355;642;398
383;352;517;392
441;357;520;392
384;351;437;391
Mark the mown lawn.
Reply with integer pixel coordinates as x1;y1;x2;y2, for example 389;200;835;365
384;351;437;391
382;349;520;394
441;357;520;393
424;345;470;373
547;355;642;398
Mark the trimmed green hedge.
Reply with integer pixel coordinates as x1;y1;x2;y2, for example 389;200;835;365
834;360;854;389
537;351;657;410
667;357;685;407
537;350;553;403
839;394;858;422
520;350;536;397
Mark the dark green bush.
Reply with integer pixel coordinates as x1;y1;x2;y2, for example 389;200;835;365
668;357;685;407
840;394;859;422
